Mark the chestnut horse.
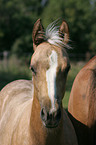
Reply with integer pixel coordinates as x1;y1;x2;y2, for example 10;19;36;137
0;19;78;145
68;56;96;145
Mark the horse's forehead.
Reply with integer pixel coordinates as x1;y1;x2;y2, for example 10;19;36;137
37;43;52;53
31;43;57;65
31;42;68;67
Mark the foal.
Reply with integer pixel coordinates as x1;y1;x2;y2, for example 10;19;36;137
0;19;78;145
68;56;96;145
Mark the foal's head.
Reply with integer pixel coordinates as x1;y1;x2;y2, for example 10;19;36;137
30;19;70;128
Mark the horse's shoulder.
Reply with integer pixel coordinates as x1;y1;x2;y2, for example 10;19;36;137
0;79;32;99
1;79;32;92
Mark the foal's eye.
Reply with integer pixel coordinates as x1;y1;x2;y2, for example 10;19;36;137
66;64;71;73
30;66;37;75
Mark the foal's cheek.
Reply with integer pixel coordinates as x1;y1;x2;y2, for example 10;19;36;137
56;75;67;99
34;75;48;97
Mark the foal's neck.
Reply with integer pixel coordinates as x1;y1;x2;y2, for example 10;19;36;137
30;95;63;145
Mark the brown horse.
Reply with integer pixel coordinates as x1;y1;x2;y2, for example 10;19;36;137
0;19;78;145
68;56;96;145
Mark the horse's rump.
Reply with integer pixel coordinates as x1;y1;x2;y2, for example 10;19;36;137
68;56;96;145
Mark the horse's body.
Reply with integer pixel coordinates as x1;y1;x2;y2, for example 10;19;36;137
0;19;78;145
68;56;96;145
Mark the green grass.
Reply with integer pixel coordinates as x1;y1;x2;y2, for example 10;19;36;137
0;56;32;90
0;56;85;109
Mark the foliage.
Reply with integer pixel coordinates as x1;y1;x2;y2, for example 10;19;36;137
42;0;96;53
90;1;96;52
0;0;42;54
0;0;96;57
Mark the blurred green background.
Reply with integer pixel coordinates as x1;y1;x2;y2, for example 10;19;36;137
0;0;96;55
0;0;96;108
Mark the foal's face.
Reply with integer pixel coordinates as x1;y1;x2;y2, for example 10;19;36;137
30;42;70;128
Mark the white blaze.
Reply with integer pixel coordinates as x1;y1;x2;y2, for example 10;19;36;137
46;50;58;109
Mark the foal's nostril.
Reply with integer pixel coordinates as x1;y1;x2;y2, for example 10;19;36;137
41;108;46;121
41;107;61;120
41;108;45;117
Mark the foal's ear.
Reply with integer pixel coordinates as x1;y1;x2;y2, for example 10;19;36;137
32;19;44;51
59;20;69;44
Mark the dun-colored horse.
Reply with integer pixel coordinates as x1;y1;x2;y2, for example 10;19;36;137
0;19;78;145
68;56;96;145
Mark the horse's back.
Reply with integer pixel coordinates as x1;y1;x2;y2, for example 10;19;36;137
0;80;33;117
0;80;33;145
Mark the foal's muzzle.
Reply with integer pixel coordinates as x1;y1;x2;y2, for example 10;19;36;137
40;107;61;128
